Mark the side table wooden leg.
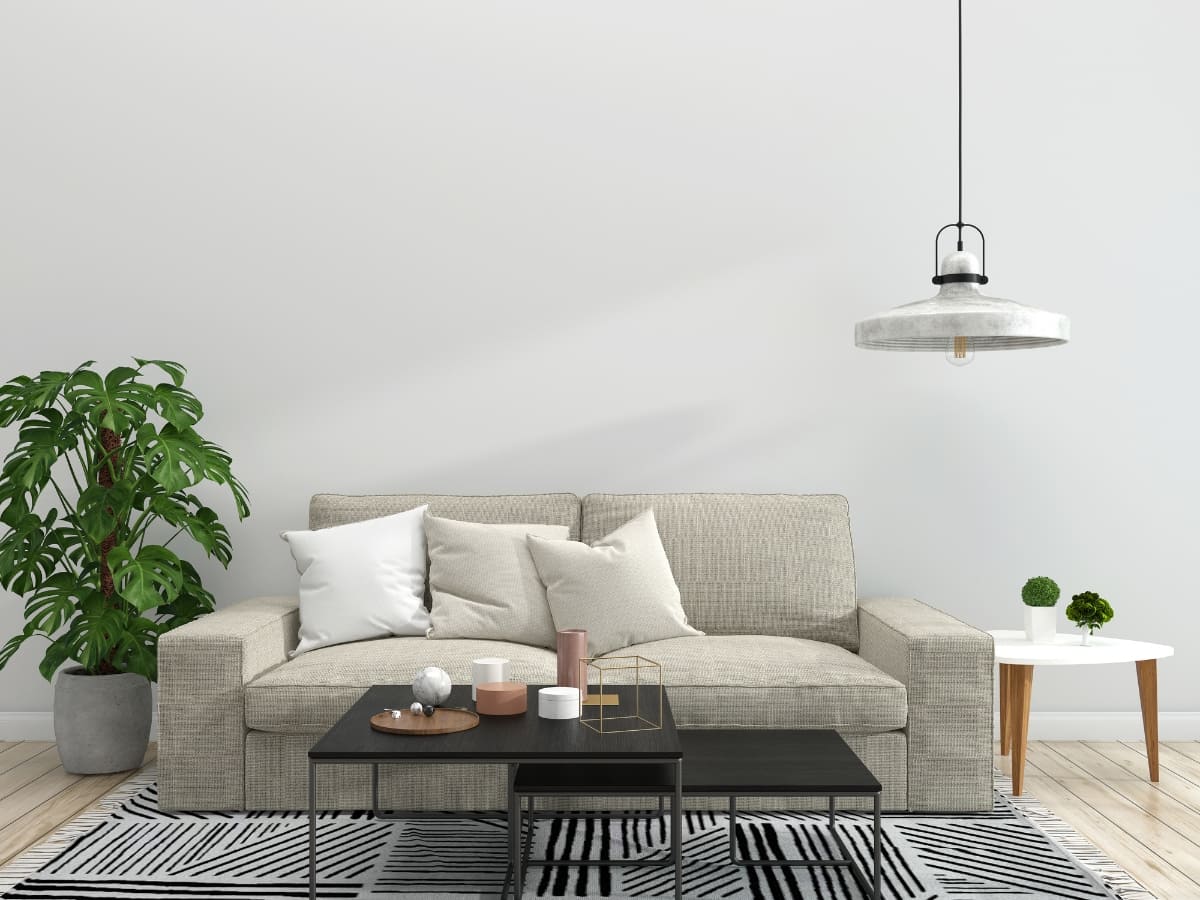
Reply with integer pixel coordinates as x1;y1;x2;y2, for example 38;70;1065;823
999;664;1012;756
1136;659;1160;782
1009;665;1034;796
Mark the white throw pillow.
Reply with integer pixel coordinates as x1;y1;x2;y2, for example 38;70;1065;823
282;505;431;655
425;514;568;648
527;509;703;657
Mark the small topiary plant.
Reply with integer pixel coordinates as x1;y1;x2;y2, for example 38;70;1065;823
1066;591;1114;635
1021;576;1060;608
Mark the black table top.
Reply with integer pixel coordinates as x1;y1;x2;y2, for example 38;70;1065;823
513;729;881;795
309;684;682;761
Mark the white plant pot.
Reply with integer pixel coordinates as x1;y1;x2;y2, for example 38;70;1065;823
1023;606;1057;644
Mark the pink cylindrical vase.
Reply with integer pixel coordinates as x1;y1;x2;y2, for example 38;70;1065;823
556;629;588;701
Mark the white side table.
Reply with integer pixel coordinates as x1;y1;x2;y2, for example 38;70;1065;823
987;630;1174;795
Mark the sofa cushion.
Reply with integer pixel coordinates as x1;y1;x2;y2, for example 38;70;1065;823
582;494;858;650
603;635;905;733
309;494;581;538
245;637;557;733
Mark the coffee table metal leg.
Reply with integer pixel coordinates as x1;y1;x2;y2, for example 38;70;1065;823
728;795;737;861
508;763;521;899
371;763;378;815
828;795;835;830
673;759;683;900
872;792;882;899
308;761;316;900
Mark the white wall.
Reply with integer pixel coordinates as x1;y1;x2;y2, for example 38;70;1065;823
1;1;1197;733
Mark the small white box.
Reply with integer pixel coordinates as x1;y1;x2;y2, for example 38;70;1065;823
538;686;580;720
471;657;509;701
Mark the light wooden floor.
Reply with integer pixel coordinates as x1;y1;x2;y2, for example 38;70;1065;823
0;739;1197;897
0;740;156;870
994;740;1200;899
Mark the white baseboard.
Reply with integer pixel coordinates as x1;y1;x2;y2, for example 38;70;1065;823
994;711;1200;741
0;712;159;742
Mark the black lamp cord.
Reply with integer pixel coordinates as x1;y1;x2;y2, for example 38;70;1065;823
931;0;988;285
957;0;964;251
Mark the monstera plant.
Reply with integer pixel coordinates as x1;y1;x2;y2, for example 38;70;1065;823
0;359;248;772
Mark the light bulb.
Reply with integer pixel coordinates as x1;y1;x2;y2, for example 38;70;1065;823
945;335;975;367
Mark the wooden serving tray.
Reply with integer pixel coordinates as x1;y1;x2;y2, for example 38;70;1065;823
369;708;480;736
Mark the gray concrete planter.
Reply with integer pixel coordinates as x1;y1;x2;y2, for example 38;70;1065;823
53;667;152;774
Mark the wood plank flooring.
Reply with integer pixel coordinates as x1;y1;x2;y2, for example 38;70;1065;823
0;739;1195;897
995;741;1200;899
0;740;155;871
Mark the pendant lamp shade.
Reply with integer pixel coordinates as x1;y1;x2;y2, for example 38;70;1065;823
855;251;1069;352
855;0;1070;361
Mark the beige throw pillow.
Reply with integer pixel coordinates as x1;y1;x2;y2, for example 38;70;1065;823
527;509;703;657
425;514;568;647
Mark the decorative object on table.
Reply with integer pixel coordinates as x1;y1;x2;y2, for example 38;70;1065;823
408;701;424;716
424;514;569;646
0;359;249;774
579;655;663;734
537;686;581;720
1020;576;1060;644
527;509;702;657
282;505;429;655
368;706;480;736
555;628;588;702
476;681;528;716
854;0;1069;365
471;657;509;701
412;666;453;706
1065;591;1114;645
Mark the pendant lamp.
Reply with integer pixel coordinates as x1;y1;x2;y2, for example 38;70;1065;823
854;0;1069;366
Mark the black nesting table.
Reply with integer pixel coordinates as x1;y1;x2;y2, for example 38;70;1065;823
514;729;882;899
307;684;684;900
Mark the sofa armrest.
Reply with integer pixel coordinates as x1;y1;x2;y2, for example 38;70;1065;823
858;597;994;811
158;595;299;810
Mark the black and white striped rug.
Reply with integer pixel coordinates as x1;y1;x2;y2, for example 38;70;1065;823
0;769;1151;899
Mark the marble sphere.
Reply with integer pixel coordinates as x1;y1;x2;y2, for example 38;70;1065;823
412;666;452;707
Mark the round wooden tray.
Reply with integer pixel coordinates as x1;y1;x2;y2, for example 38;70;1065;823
369;708;480;736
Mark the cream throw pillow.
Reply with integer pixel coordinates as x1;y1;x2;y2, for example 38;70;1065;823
527;509;702;657
425;514;569;647
282;505;431;656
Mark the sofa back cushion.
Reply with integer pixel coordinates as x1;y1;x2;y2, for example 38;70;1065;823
581;493;858;650
310;493;581;538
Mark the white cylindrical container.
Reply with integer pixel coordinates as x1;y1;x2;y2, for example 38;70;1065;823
471;657;509;701
1023;606;1056;645
538;686;581;720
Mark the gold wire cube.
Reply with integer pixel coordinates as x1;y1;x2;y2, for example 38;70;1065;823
578;655;662;734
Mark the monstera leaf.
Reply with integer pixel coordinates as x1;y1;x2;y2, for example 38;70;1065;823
108;545;184;612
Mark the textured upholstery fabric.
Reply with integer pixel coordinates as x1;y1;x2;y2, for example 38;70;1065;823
245;729;907;812
309;493;581;538
158;595;299;811
581;494;858;650
858;597;994;812
605;635;906;733
426;516;567;648
529;510;702;656
245;637;558;733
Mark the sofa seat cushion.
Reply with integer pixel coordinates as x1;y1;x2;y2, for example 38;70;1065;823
245;637;557;733
605;635;906;733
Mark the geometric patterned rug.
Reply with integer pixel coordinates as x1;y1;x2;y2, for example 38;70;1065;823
0;768;1154;899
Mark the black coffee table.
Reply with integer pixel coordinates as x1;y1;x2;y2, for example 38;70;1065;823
514;729;882;899
307;684;684;900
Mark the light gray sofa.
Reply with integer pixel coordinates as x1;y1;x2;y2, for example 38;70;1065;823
158;493;994;813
